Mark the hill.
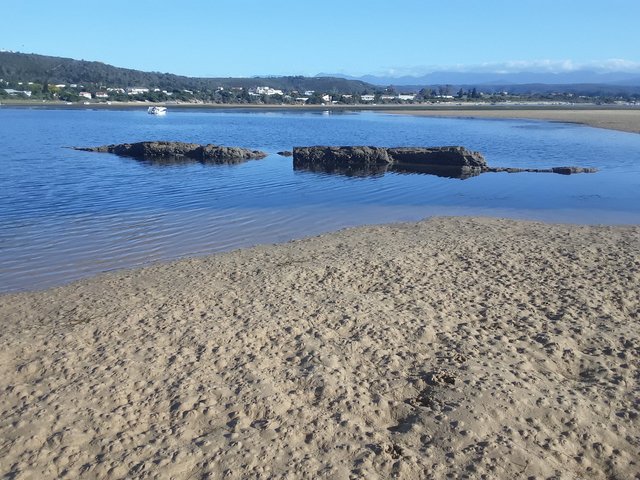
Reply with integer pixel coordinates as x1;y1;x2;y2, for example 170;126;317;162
0;51;374;93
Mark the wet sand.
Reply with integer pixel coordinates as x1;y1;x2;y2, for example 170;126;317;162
1;217;639;479
383;107;640;134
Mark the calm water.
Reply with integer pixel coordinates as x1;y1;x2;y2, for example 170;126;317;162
1;107;640;292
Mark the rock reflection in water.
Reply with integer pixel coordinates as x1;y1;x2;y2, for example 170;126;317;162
293;163;481;179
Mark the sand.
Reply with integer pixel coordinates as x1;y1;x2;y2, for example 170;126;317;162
6;101;640;133
382;107;640;134
1;217;639;479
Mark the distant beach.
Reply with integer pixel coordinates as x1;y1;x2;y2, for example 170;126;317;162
1;217;638;479
3;99;639;133
382;106;640;134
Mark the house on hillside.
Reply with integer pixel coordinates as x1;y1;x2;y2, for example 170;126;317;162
3;88;32;97
255;86;284;96
127;87;149;95
79;92;92;99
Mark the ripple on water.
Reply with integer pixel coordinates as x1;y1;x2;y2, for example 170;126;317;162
1;109;639;292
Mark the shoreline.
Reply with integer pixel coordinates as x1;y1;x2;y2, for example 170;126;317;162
382;107;640;134
1;216;638;479
2;100;639;133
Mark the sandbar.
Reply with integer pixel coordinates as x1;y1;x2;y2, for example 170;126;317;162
1;217;638;479
383;107;640;134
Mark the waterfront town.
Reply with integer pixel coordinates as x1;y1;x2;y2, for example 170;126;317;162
2;77;637;106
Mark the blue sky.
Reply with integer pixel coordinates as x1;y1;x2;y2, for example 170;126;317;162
2;0;639;77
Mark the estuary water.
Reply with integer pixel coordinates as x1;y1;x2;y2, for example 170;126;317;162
1;107;639;292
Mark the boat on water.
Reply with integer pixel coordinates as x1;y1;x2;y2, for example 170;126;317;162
147;106;167;115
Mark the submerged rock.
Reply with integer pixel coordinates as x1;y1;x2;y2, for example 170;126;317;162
551;166;598;175
489;166;598;175
277;150;293;157
74;141;267;164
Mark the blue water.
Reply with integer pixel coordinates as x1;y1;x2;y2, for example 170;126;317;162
1;107;639;292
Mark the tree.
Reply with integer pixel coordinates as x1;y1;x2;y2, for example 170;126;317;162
418;88;433;98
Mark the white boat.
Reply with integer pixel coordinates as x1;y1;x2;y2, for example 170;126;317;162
147;106;167;115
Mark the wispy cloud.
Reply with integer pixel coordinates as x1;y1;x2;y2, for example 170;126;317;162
373;59;640;77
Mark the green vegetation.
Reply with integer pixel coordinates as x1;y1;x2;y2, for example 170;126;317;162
1;51;638;106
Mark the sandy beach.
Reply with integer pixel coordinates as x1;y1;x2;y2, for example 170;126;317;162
382;107;640;134
1;217;639;479
4;100;639;134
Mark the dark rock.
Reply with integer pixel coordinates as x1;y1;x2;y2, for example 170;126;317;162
293;146;394;170
488;166;598;175
293;145;485;169
293;145;487;179
293;146;597;179
74;141;267;164
387;146;487;169
551;166;598;175
277;150;293;157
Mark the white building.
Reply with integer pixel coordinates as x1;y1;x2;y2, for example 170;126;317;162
127;87;149;95
3;88;32;97
255;86;284;96
95;92;109;99
398;94;416;101
360;94;375;102
79;92;92;99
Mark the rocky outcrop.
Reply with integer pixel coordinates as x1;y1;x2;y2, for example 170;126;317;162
387;146;487;168
293;146;488;178
74;141;267;164
276;151;293;157
293;146;394;168
293;146;597;178
489;166;598;175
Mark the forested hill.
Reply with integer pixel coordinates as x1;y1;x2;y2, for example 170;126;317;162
0;51;374;93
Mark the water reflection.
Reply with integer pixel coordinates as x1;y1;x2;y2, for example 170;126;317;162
293;163;482;179
2;108;640;293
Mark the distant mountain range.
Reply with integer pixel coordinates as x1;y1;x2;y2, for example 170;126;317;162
318;71;640;87
0;51;373;93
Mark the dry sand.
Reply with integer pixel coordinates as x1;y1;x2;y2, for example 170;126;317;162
383;108;640;134
1;217;639;479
